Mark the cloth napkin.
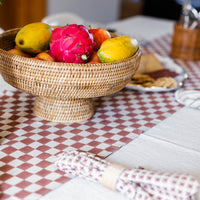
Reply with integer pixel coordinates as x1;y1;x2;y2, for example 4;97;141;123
175;89;200;110
55;150;200;200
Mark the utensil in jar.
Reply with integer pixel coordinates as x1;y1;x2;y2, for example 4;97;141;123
179;0;199;29
188;7;199;29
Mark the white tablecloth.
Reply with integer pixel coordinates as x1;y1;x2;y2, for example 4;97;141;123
2;16;200;200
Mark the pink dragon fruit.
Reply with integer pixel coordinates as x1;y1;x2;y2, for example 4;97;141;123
50;24;96;63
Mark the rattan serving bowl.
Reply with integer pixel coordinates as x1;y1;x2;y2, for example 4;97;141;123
0;28;141;123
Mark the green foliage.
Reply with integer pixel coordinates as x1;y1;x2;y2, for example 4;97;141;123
0;0;4;5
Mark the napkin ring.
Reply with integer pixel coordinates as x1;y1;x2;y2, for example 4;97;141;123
101;163;125;190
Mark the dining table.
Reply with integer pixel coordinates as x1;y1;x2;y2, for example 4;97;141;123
0;15;200;200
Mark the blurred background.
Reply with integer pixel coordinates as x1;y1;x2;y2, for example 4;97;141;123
0;0;200;30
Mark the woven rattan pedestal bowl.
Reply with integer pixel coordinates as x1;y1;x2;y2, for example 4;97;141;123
0;28;141;123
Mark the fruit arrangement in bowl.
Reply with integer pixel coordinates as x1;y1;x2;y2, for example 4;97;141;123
0;22;141;123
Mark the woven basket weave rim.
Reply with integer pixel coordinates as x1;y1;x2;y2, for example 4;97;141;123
0;27;141;99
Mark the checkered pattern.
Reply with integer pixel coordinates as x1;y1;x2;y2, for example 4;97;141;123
1;34;200;200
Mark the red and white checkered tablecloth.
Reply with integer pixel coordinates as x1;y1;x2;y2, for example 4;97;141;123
0;34;200;200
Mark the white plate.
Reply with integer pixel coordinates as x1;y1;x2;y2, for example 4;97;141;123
125;54;188;92
41;12;106;30
0;28;4;34
42;12;85;26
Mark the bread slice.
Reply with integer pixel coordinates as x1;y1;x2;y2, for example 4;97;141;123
136;53;165;74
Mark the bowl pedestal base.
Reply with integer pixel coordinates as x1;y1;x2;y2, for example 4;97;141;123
33;96;94;123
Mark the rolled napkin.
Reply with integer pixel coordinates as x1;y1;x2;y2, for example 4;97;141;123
55;150;200;200
175;89;200;110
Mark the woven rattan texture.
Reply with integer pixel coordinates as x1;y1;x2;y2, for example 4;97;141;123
171;23;200;61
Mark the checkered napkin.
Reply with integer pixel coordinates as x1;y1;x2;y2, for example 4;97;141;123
55;150;200;200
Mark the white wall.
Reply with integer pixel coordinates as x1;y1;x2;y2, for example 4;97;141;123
47;0;121;24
